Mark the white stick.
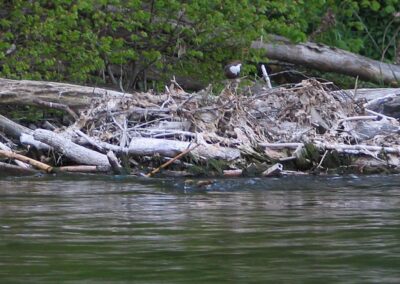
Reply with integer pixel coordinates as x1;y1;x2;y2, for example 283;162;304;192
261;64;272;89
262;163;283;177
261;142;304;149
364;109;397;122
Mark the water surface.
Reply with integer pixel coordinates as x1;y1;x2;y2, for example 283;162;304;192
1;175;400;283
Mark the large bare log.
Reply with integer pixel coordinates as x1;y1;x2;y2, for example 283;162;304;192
251;40;400;86
343;88;400;101
0;114;32;139
129;137;240;161
0;114;51;150
0;78;138;109
33;129;111;168
0;78;166;110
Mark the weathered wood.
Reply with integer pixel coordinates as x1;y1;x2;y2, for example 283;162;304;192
343;88;400;101
0;149;53;172
223;169;243;177
262;163;283;177
33;99;78;120
33;129;111;168
0;114;32;139
145;144;199;177
260;142;304;149
0;114;51;150
129;137;240;160
0;78;166;109
315;142;400;154
106;151;124;175
251;40;400;86
56;165;109;173
0;141;31;169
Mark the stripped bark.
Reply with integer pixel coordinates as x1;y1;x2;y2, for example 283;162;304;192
128;137;240;160
57;165;109;173
33;129;111;168
0;149;53;172
251;40;400;86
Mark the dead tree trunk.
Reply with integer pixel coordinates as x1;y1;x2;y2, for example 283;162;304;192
251;39;400;86
0;78;166;110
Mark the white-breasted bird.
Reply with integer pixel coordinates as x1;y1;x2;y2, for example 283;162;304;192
224;60;242;79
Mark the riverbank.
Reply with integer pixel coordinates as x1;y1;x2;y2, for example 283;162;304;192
1;78;400;177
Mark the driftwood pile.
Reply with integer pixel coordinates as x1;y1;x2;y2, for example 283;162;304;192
1;78;400;177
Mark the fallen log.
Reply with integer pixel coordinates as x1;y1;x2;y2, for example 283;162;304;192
33;129;111;169
56;165;109;173
128;137;241;161
0;114;50;150
106;151;124;175
342;88;400;101
0;114;32;139
251;40;400;86
0;78;167;110
262;163;283;177
0;78;122;109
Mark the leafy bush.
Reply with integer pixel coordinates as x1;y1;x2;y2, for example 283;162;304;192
0;1;312;88
0;0;398;90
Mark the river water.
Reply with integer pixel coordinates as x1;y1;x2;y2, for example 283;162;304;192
1;174;400;283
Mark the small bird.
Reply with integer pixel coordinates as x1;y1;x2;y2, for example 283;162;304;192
224;61;242;79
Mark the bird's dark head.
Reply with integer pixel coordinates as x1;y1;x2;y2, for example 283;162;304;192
224;60;242;79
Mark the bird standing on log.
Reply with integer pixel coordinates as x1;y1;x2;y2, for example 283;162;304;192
224;61;242;93
224;60;242;79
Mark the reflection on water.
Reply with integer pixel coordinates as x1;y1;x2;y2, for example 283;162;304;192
1;175;400;282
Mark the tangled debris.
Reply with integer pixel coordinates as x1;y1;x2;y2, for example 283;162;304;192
1;78;400;177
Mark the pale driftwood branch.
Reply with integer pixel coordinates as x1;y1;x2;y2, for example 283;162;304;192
223;169;243;177
251;40;400;86
129;137;240;160
0;141;31;169
338;116;378;124
364;109;397;122
316;150;329;169
57;165;109;173
33;129;111;168
33;99;78;120
20;133;52;151
0;149;53;172
106;151;124;175
262;163;283;177
342;88;400;101
261;64;272;89
315;142;400;154
0;114;51;150
0;114;32;139
75;130;105;152
260;142;304;149
267;142;400;156
145;143;199;177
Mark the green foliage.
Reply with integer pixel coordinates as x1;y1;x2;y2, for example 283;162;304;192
0;0;311;88
312;0;400;62
0;0;398;89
